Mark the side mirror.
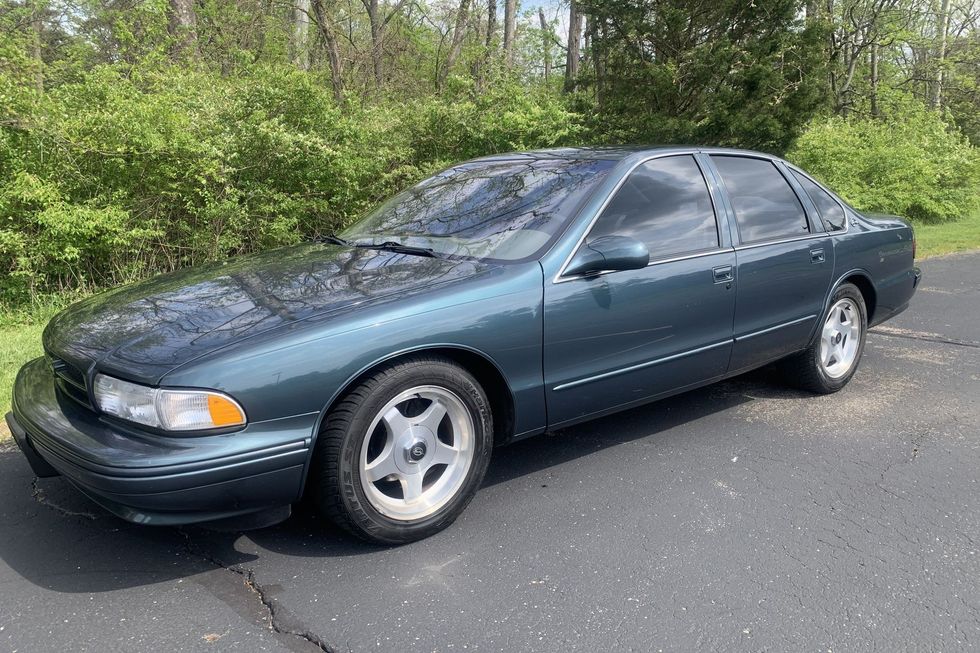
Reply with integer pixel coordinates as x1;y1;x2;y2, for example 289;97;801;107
564;235;650;277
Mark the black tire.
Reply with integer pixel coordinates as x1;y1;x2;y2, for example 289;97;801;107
785;282;868;394
310;355;493;544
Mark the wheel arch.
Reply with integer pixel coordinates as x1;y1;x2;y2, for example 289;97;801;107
309;344;517;457
807;269;878;347
833;269;878;324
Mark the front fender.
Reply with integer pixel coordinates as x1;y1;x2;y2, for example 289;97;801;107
160;262;546;450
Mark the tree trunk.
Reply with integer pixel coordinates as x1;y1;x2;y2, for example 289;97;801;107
826;0;836;105
564;0;582;92
589;14;603;108
931;0;950;108
538;7;551;82
476;1;497;90
486;1;497;51
359;0;410;88
438;0;472;89
168;0;199;59
292;0;311;70
870;40;879;117
27;0;44;91
503;0;517;67
312;0;344;102
362;0;384;87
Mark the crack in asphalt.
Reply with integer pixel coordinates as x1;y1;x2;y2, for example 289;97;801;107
874;427;934;502
25;474;336;650
177;529;335;653
30;477;98;520
870;326;980;349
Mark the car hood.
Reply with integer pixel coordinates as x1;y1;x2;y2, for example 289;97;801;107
43;243;497;384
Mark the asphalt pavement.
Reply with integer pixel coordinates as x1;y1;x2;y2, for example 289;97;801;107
1;252;978;652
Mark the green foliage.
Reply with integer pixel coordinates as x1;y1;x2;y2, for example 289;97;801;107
405;80;585;165
788;94;980;223
3;0;979;309
0;63;583;306
577;0;829;153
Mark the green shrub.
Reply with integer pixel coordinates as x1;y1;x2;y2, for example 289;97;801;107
787;95;979;223
0;172;154;301
11;59;971;310
0;64;582;307
404;80;585;165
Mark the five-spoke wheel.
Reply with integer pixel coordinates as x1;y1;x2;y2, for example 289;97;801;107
359;386;474;520
787;282;868;394
309;355;493;544
819;298;861;379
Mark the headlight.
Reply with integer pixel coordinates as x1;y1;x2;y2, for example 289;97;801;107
94;374;246;431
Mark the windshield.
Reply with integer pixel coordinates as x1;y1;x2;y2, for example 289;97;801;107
340;158;616;262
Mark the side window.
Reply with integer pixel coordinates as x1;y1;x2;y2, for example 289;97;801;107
588;155;718;260
791;170;847;231
711;156;809;243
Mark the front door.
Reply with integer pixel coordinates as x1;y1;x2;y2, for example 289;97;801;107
544;154;737;427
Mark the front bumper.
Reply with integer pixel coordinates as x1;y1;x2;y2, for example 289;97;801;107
8;357;315;525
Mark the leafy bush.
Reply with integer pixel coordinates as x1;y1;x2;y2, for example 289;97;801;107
5;57;974;309
787;95;980;223
0;64;581;306
404;79;585;166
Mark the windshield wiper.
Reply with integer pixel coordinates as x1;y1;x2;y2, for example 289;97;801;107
311;233;351;246
313;234;441;258
353;241;440;258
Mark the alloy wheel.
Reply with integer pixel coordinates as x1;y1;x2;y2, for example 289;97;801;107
358;385;475;521
820;298;861;379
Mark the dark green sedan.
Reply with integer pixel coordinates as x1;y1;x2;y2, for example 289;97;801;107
6;147;921;543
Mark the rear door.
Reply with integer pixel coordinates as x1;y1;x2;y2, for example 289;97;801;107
708;154;834;373
543;154;736;427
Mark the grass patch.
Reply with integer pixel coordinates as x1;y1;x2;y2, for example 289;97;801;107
916;205;980;259
0;322;45;440
0;299;75;440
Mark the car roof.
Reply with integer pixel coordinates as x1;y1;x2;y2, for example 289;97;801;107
468;146;783;164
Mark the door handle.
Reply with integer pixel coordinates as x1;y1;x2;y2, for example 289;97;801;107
810;248;826;264
712;265;734;284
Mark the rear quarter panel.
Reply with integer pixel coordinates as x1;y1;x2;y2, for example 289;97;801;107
831;210;917;325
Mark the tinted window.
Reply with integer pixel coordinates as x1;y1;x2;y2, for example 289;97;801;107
588;155;718;259
791;170;846;231
711;156;808;243
342;158;616;262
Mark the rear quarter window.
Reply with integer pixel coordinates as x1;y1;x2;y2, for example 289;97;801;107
791;170;847;231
